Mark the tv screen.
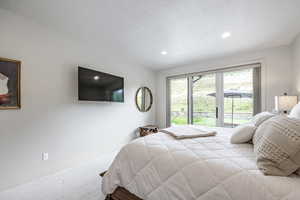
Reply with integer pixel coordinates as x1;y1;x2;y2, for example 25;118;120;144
78;67;124;102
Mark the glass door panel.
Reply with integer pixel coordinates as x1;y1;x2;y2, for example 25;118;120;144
223;68;254;127
192;74;217;127
170;78;188;125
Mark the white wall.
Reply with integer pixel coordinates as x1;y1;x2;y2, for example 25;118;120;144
0;8;156;191
292;34;300;95
155;46;293;128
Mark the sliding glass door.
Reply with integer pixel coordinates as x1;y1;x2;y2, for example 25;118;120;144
167;64;261;127
192;74;217;127
223;68;255;127
169;78;188;125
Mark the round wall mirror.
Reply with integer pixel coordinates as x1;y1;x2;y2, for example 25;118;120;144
135;87;153;112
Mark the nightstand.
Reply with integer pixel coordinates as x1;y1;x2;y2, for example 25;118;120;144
139;125;158;137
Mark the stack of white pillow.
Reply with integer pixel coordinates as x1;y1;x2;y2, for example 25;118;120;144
230;112;275;144
230;102;300;176
230;102;300;144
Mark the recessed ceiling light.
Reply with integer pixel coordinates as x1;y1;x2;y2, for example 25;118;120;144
161;51;168;55
222;32;231;39
94;76;99;80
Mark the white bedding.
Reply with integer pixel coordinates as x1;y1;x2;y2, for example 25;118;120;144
102;127;300;200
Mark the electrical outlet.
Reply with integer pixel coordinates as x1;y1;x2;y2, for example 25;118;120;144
42;153;49;161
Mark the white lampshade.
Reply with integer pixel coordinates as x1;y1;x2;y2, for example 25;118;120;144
275;95;298;112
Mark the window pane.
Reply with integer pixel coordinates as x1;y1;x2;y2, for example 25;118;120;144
192;74;216;127
223;68;253;127
170;78;188;125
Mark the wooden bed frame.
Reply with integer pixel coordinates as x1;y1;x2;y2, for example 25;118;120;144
100;171;142;200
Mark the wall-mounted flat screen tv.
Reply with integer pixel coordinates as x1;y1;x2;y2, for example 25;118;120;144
78;67;124;102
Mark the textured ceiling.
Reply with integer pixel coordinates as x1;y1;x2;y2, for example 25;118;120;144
1;0;300;70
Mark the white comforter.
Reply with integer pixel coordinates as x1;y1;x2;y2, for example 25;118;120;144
102;127;300;200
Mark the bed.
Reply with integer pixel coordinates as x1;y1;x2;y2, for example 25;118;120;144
101;126;300;200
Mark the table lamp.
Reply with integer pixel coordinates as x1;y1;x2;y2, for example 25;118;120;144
275;93;298;114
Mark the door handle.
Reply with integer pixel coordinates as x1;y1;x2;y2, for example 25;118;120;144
216;107;219;119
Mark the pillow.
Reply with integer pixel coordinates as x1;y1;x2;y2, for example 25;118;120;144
230;124;256;144
253;115;300;176
289;102;300;119
251;112;275;127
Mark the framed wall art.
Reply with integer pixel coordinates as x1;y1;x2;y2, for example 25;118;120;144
0;57;21;109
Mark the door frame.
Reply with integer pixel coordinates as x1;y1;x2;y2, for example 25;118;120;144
166;62;263;127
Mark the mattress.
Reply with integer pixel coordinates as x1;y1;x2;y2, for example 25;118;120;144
102;126;300;200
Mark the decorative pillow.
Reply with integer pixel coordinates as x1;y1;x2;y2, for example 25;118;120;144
230;124;256;144
251;112;275;127
253;116;300;176
289;102;300;119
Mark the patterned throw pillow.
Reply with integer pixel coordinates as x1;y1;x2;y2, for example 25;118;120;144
253;115;300;176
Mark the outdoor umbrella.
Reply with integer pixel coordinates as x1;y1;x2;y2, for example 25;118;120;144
208;90;252;127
